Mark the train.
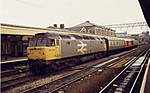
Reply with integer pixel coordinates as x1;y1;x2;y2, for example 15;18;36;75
27;32;138;74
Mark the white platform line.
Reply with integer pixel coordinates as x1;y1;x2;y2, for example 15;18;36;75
140;58;150;93
1;58;28;64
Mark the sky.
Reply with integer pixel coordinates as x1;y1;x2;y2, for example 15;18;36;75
0;0;147;34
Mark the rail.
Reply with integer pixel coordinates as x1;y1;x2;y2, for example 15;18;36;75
99;48;150;93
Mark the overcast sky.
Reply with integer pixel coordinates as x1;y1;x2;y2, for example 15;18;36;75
0;0;146;33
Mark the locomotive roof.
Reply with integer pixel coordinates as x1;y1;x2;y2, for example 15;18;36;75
35;32;136;41
35;32;101;40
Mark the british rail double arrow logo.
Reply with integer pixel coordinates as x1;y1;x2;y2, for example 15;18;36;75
77;41;87;54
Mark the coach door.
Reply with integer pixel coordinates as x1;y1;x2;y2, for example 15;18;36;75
102;38;109;52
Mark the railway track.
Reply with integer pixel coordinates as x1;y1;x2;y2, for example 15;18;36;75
1;66;29;78
1;59;28;71
1;65;31;91
19;46;147;93
99;48;150;93
1;75;31;91
1;46;148;93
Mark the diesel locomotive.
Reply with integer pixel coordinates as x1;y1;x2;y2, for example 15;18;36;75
27;32;138;74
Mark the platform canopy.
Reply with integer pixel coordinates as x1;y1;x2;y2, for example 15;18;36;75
138;0;150;27
1;24;53;35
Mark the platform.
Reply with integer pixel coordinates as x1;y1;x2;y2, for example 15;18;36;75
140;58;150;93
1;57;27;64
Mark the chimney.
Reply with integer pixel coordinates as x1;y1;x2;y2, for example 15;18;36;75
53;24;57;28
60;24;64;29
86;21;90;23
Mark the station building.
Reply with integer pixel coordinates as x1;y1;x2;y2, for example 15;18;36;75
66;21;116;37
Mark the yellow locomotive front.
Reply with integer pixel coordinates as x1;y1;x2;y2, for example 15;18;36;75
27;37;61;73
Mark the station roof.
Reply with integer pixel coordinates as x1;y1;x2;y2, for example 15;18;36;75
1;24;71;35
67;21;115;32
138;0;150;27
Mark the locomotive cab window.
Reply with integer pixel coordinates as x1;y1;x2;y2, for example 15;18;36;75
47;39;55;46
56;40;59;46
